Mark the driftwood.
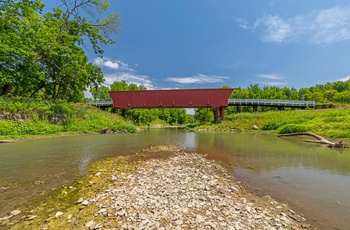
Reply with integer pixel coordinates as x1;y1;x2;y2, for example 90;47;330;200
0;140;15;143
278;132;345;148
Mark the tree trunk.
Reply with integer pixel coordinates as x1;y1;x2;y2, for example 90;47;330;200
0;84;12;96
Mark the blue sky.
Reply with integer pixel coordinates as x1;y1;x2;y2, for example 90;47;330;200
44;0;350;90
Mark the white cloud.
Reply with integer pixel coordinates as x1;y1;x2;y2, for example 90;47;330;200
93;57;154;89
93;57;133;71
260;81;286;86
338;75;350;82
238;6;350;44
257;15;291;43
257;73;283;80
166;74;229;84
104;73;154;89
237;18;251;30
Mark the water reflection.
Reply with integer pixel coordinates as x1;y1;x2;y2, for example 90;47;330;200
193;132;350;229
1;130;350;229
196;133;350;176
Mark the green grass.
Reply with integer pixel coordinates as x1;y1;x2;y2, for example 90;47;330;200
195;107;350;141
0;97;137;139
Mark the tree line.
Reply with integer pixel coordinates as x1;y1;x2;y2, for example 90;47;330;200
231;81;350;103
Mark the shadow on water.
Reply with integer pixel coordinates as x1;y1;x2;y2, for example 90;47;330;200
1;130;350;229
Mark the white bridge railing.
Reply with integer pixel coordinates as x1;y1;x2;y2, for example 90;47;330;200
228;99;316;107
86;101;112;106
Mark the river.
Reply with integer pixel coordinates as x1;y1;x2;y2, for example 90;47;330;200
0;129;350;229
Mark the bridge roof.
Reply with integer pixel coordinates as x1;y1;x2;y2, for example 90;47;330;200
109;88;234;109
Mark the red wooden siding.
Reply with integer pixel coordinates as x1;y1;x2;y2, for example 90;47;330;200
108;88;234;109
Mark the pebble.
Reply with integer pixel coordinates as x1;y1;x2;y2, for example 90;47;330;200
85;220;95;228
69;146;312;229
82;200;89;206
55;211;63;218
10;210;21;216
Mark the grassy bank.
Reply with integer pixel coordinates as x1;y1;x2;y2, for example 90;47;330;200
0;97;137;140
196;106;350;141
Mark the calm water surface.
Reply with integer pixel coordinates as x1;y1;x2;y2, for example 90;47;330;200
0;129;350;229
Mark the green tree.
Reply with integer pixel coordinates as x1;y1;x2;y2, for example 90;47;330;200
194;108;213;124
0;0;44;96
90;85;110;101
334;91;350;103
0;0;119;102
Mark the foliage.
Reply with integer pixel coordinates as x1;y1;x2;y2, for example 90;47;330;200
194;108;214;124
231;81;350;105
278;124;313;134
198;106;350;141
0;98;137;139
0;0;119;102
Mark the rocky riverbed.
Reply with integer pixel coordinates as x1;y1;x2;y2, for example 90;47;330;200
2;145;312;229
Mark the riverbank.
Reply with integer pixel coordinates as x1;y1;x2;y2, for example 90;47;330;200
0;98;137;141
194;106;350;145
2;145;312;229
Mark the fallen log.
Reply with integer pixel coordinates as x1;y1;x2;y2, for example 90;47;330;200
278;132;344;148
0;140;15;143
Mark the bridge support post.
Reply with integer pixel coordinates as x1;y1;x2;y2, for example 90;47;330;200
253;105;260;112
213;107;226;122
121;109;126;117
213;108;219;122
220;107;225;120
237;105;242;113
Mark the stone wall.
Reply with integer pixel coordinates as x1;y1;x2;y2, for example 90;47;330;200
0;111;67;123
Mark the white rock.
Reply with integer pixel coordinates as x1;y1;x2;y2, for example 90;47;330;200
196;214;205;223
117;209;126;217
55;211;63;218
82;200;89;206
85;220;95;228
76;197;83;204
10;210;21;216
28;215;37;220
0;215;13;221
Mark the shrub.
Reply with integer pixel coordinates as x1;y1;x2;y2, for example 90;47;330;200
262;121;283;130
278;124;312;134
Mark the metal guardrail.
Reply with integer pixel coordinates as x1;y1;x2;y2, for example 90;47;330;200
87;101;113;107
228;99;316;107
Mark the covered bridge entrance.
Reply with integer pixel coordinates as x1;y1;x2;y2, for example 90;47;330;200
109;88;234;121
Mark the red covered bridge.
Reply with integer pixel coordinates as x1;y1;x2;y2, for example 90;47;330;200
109;88;234;121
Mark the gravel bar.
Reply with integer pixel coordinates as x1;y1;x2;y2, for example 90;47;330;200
80;146;311;229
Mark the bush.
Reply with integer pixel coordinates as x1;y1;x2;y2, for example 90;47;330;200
278;124;312;134
262;121;283;130
0;98;137;138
